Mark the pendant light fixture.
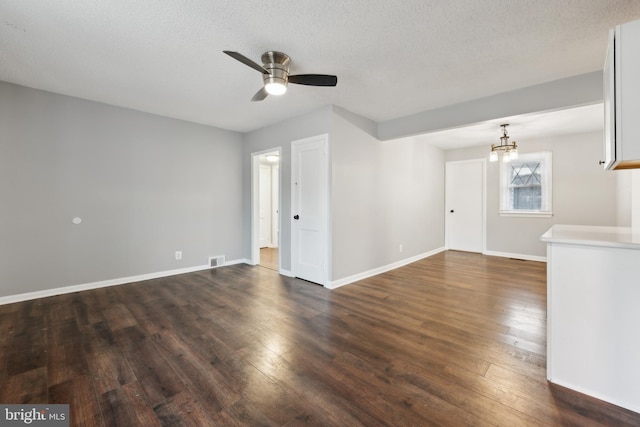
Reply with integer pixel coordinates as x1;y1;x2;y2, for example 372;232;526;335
490;124;518;162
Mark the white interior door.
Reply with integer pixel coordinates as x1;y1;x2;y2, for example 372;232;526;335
291;134;329;285
445;160;484;253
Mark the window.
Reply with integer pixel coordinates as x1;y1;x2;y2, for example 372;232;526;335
499;151;552;217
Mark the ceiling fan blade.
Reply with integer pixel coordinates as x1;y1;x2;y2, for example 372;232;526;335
223;51;269;74
288;74;337;86
251;87;269;102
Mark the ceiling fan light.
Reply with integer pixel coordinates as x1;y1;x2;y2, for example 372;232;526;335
265;80;287;96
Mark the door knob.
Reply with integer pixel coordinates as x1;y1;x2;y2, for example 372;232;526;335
293;215;300;220
450;210;454;213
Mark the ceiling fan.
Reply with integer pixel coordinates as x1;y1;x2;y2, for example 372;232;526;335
223;50;338;101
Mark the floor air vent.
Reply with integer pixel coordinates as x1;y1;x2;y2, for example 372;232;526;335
209;255;225;268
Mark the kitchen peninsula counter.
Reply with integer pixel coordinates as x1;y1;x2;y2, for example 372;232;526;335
541;224;640;414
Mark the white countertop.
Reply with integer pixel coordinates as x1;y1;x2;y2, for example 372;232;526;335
541;224;640;249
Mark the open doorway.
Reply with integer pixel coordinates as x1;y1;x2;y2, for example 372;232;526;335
251;149;281;271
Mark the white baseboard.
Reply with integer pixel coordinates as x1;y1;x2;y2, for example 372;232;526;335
0;258;249;306
483;250;546;262
328;247;446;289
226;258;252;266
280;269;294;277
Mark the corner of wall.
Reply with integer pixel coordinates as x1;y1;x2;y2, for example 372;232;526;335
331;106;379;139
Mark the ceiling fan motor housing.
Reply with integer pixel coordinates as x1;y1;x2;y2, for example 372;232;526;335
262;51;290;89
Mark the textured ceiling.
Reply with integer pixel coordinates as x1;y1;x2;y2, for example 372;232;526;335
2;1;640;134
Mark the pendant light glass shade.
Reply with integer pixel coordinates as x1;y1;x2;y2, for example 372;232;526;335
490;124;518;163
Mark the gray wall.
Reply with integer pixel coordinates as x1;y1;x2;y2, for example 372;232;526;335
331;107;445;281
0;81;244;297
615;170;635;227
445;131;619;258
242;106;332;271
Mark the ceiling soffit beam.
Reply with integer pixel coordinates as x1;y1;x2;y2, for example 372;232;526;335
377;71;603;141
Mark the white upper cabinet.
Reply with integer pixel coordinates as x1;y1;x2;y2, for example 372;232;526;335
603;19;640;170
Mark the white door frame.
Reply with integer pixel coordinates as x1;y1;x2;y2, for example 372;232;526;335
259;163;273;248
270;164;280;247
445;158;487;253
251;147;282;268
291;134;330;286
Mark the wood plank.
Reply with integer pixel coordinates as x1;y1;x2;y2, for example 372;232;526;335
114;325;187;406
248;348;378;426
0;367;47;404
99;382;162;427
151;327;241;410
47;341;89;386
0;311;18;375
81;322;136;395
48;375;104;427
152;390;227;427
6;315;47;376
102;303;139;331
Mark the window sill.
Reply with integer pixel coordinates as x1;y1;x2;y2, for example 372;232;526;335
499;211;553;218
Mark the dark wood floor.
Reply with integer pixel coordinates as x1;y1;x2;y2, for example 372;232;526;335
1;251;639;426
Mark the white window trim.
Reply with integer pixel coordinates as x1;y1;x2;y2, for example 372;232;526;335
499;151;553;217
499;211;554;218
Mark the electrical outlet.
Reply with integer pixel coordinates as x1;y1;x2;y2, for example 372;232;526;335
399;244;403;253
175;251;182;260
